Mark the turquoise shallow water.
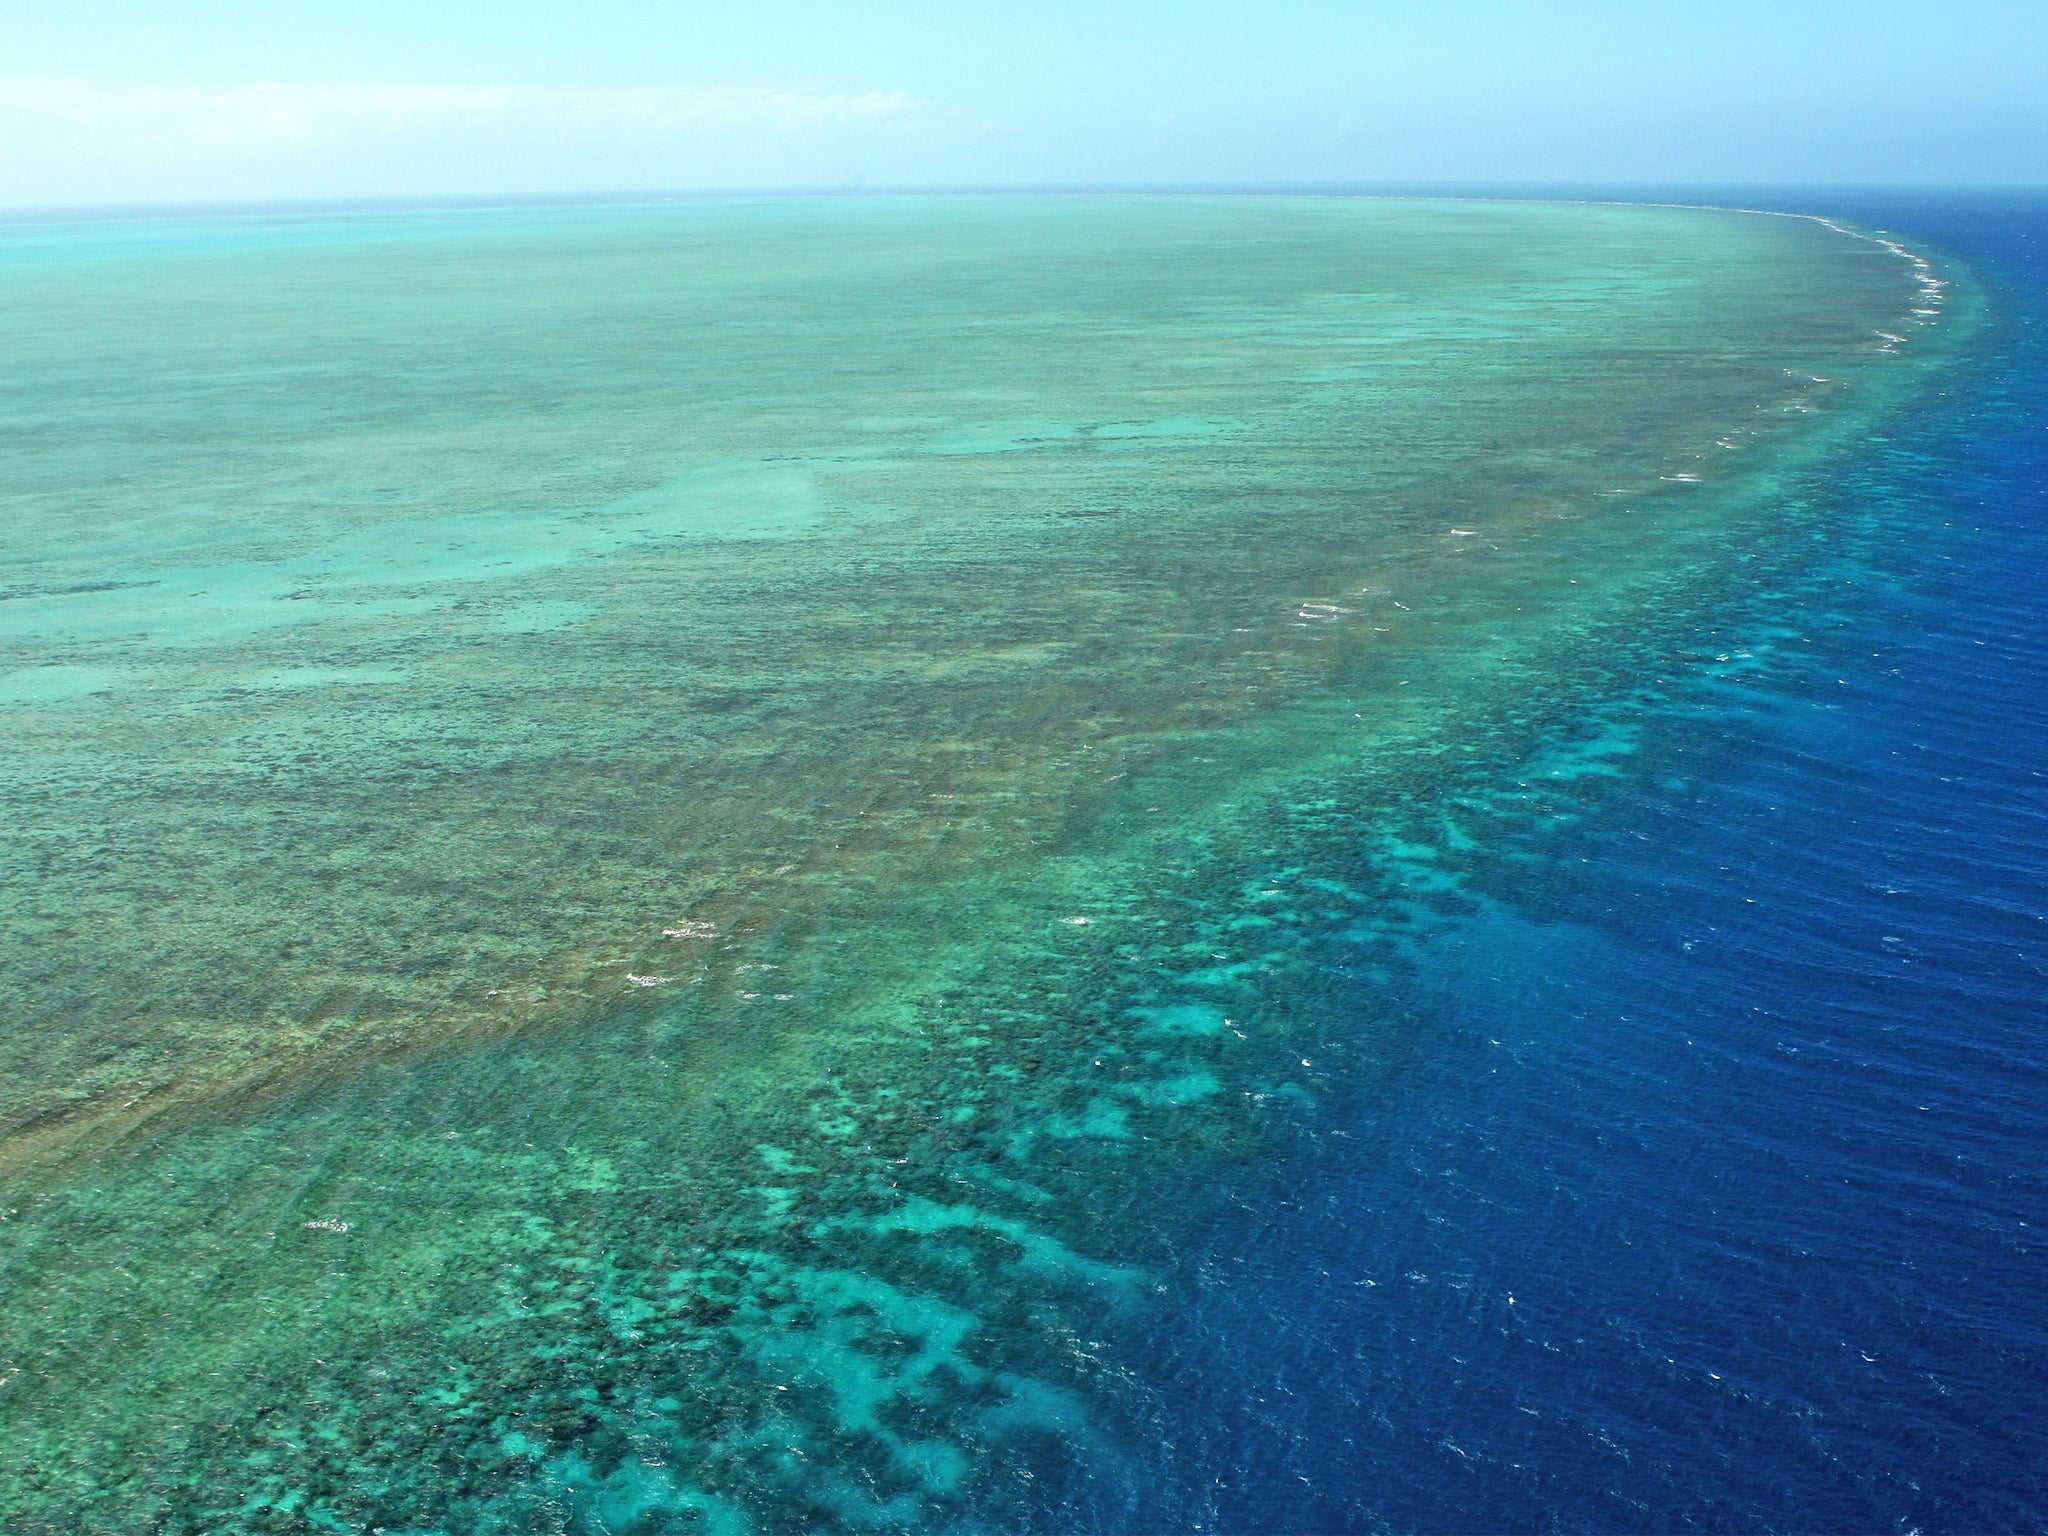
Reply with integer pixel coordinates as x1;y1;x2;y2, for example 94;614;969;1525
0;195;1961;1532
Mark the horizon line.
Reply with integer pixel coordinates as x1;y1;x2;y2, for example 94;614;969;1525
6;179;2046;225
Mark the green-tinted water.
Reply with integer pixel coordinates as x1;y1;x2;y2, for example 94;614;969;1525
0;196;1953;1531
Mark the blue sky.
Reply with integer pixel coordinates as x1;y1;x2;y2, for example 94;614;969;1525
2;2;2044;206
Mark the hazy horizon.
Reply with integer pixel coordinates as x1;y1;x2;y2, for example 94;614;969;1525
3;1;2043;210
12;182;2048;226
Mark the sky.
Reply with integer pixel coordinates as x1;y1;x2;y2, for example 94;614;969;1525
1;1;2044;208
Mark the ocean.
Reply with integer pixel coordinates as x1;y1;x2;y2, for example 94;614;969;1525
0;191;2039;1533
1096;192;2048;1535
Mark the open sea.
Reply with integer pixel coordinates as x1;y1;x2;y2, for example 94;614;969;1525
0;191;2042;1533
1097;192;2048;1535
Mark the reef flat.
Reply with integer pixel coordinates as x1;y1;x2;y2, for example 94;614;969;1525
0;196;1955;1532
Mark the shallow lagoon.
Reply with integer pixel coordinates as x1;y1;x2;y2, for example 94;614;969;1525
0;196;1953;1531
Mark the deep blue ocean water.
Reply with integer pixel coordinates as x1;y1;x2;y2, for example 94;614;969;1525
1077;195;2048;1533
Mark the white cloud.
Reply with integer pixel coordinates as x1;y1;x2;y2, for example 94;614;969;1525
0;79;923;203
0;78;917;148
